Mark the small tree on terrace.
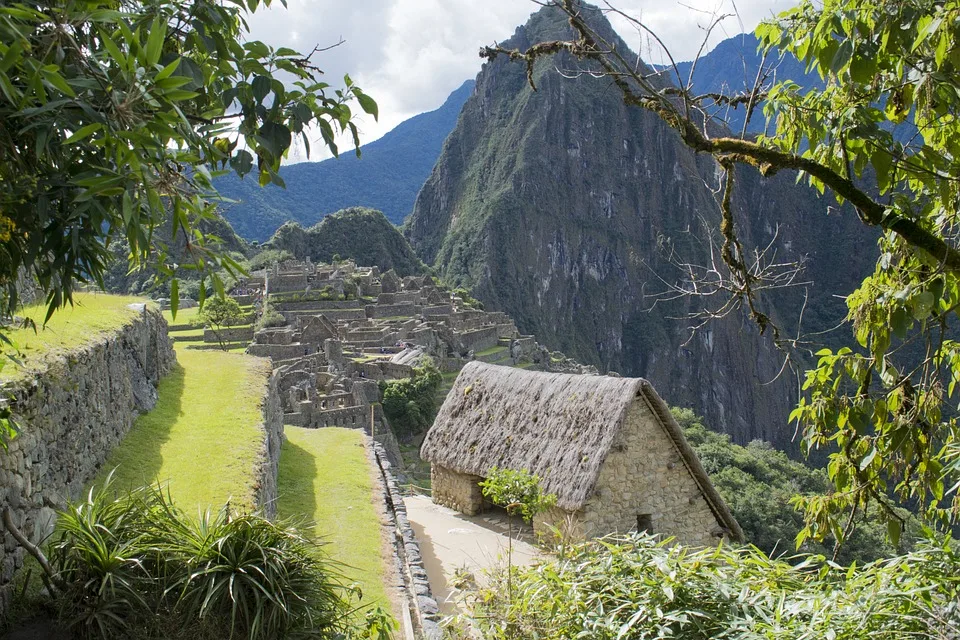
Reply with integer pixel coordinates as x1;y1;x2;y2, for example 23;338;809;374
479;467;557;602
198;296;244;350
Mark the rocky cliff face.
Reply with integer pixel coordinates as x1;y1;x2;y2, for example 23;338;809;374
405;4;874;447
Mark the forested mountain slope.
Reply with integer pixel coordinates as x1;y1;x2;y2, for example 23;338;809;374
405;3;874;447
267;207;426;277
214;81;475;240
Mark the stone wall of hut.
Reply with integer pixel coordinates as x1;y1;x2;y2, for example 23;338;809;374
430;465;483;515
580;399;723;546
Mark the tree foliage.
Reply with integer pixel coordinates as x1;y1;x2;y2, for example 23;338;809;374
482;0;960;546
0;0;376;321
247;248;294;272
675;408;917;564
198;295;244;349
464;533;960;640
378;362;441;438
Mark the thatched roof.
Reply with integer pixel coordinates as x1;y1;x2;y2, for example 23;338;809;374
420;362;743;541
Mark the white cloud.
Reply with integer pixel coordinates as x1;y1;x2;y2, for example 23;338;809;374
247;0;790;162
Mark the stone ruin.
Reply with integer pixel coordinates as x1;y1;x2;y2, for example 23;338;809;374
226;259;596;458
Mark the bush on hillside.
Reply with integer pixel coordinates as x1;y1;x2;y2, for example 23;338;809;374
464;533;960;640
673;408;918;564
42;479;392;639
248;249;294;272
379;362;442;438
255;302;287;330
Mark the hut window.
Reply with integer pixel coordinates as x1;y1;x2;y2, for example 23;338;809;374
636;514;653;533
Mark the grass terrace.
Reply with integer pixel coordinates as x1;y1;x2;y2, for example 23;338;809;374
95;345;271;512
1;293;150;381
277;427;390;612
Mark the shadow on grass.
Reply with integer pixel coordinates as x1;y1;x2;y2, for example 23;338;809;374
276;437;319;541
96;362;186;493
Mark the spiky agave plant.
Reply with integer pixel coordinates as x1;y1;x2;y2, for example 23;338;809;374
47;478;163;638
162;506;353;639
45;477;363;639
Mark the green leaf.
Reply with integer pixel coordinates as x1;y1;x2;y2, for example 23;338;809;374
849;54;876;84
170;278;179;319
355;91;378;120
154;57;182;81
99;30;126;67
891;307;909;338
40;67;76;97
230;149;254;177
62;123;102;144
256;121;291;158
252;75;271;103
146;16;166;65
887;518;901;547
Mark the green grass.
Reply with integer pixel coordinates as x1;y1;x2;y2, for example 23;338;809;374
2;293;149;381
95;345;271;513
162;306;203;326
474;345;508;357
277;427;388;611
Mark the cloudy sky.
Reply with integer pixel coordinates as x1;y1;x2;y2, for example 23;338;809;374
249;0;793;162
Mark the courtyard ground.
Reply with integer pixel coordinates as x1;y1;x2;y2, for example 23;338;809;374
403;494;541;615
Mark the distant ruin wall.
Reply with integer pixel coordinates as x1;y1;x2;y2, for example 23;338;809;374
0;305;175;613
203;327;254;343
365;303;420;319
457;326;499;353
272;300;362;312
247;343;312;360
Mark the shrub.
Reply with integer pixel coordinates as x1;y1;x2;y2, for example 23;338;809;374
466;533;960;640
379;362;442;438
453;287;483;310
256;302;287;330
247;249;294;272
45;479;386;639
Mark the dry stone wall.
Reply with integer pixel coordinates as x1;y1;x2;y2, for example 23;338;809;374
0;305;174;613
254;368;284;519
430;465;483;516
581;400;723;546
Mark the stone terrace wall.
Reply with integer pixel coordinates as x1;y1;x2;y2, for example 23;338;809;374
0;305;175;612
254;368;284;519
431;465;483;516
372;442;441;639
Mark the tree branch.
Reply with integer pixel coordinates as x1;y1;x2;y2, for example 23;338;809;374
480;0;960;274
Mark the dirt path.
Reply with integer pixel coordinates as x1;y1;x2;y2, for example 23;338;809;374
403;495;541;615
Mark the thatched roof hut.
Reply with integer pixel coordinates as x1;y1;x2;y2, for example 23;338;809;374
420;362;743;544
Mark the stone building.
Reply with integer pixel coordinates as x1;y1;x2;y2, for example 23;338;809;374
420;362;743;546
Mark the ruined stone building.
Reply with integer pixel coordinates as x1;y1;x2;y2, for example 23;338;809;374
420;362;744;546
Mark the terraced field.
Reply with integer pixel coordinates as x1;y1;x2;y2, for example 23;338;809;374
94;345;271;512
